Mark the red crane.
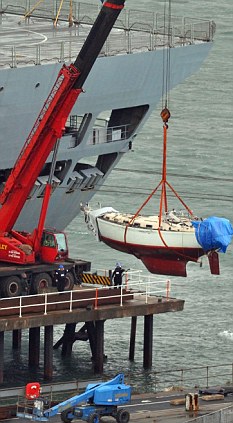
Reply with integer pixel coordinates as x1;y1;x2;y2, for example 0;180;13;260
0;0;125;266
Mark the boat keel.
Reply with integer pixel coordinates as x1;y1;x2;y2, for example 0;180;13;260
207;251;220;275
141;256;188;277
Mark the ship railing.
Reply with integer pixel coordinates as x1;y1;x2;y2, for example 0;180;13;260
86;124;131;145
65;121;132;146
0;2;215;68
1;1;214;43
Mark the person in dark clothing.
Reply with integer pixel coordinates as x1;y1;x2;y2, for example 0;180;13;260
112;262;125;287
55;264;67;292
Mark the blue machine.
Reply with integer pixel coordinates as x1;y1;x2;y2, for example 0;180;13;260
17;374;131;423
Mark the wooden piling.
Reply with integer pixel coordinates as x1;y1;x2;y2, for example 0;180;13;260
86;321;96;359
143;314;153;369
129;316;137;361
61;323;76;357
29;327;40;367
12;329;22;350
44;325;53;381
94;320;104;374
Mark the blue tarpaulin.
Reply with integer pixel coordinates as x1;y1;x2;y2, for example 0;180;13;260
192;216;233;253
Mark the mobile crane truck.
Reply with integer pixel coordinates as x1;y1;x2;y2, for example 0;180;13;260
17;374;131;423
0;0;125;298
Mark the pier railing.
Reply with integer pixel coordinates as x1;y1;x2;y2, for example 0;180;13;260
0;1;215;68
0;272;172;318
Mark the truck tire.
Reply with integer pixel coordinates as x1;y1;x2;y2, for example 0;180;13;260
64;272;75;291
88;413;99;423
116;409;130;423
61;409;73;423
1;276;22;298
31;273;52;294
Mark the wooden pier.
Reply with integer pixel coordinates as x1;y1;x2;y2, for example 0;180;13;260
0;284;184;385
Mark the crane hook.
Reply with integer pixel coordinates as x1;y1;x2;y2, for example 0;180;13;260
160;107;171;127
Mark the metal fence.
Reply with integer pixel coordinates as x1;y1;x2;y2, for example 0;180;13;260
145;362;233;393
188;405;233;423
0;272;171;317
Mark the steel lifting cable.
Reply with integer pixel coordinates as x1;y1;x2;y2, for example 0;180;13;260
162;0;171;111
124;0;200;264
123;0;173;245
157;0;202;262
157;110;199;262
123;1;172;243
158;114;202;263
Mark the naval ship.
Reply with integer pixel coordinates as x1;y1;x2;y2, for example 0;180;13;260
0;1;215;232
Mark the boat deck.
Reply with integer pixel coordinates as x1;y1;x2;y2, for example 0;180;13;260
101;211;196;232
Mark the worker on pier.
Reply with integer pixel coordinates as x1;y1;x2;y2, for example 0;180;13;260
112;262;125;288
55;264;68;292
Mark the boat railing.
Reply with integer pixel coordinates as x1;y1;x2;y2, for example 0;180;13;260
0;2;215;68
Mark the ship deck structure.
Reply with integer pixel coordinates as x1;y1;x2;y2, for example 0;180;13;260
0;1;215;232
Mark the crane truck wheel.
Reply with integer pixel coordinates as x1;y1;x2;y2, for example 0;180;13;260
0;276;22;297
88;412;99;423
116;409;130;423
64;272;75;291
31;273;52;294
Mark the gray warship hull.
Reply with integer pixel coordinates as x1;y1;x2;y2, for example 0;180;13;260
0;1;214;231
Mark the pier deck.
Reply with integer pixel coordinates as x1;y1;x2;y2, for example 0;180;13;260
0;286;184;331
0;281;184;385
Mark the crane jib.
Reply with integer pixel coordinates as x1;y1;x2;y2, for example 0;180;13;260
0;0;125;235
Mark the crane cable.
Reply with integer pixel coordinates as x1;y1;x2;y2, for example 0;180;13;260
123;0;174;244
124;1;200;264
157;0;199;261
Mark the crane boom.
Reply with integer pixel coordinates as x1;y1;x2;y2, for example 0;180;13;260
17;374;131;422
0;0;125;234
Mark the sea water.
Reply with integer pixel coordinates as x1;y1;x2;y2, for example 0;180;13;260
3;0;233;390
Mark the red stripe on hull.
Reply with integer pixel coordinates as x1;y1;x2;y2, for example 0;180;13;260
100;235;205;277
